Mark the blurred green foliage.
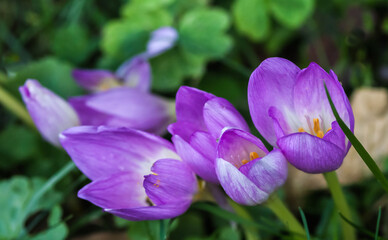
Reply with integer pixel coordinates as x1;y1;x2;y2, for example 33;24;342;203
1;0;388;239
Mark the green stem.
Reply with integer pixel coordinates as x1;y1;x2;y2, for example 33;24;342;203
264;194;305;239
323;171;356;240
228;200;261;240
0;85;35;128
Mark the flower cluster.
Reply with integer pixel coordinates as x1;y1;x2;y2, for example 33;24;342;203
19;56;354;220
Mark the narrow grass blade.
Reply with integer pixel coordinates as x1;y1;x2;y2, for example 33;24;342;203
324;84;388;193
375;207;382;240
339;213;388;240
298;207;311;240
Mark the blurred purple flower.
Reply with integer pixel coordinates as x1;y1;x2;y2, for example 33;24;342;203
168;86;250;183
19;79;80;146
248;58;355;173
72;27;178;93
60;126;197;221
216;128;288;205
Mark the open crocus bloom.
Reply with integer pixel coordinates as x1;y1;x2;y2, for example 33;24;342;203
248;58;355;173
216;128;288;205
72;27;178;93
169;86;250;183
60;126;197;221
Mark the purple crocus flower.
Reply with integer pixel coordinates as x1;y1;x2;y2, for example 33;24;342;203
169;86;250;183
248;58;354;173
216;128;288;205
72;27;178;93
19;79;80;146
60;126;197;221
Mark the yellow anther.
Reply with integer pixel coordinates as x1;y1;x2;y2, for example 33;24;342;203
249;152;259;161
317;130;324;138
151;172;158;176
313;118;321;134
298;127;305;132
153;179;160;187
326;127;332;133
241;159;249;165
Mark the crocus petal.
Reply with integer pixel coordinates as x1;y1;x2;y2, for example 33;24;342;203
116;56;151;92
203;97;250;140
146;26;178;58
106;200;192;221
60;126;179;180
277;133;345;173
215;158;269;205
78;172;147;209
172;135;219;183
239;149;288;193
217;128;268;169
72;69;118;92
248;57;301;145
167;121;198;142
189;131;216;161
175;86;215;131
84;87;171;134
19;79;79;146
144;159;197;205
323;121;346;151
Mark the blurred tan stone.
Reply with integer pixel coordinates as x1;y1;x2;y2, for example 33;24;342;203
70;232;128;240
286;87;388;199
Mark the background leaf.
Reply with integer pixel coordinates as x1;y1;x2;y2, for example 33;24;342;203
270;0;314;29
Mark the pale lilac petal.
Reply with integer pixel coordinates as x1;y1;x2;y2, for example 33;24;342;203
268;107;291;139
19;79;79;146
277;133;345;173
78;172;147;209
146;26;178;58
248;57;300;145
85;87;171;134
189;131;216;161
323;121;346;151
60;126;179;180
144;159;197;205
239;149;288;193
167;121;198;142
72;69;118;92
172;135;218;183
175;86;215;131
106;200;192;221
215;158;269;205
217;128;268;169
203;97;250;140
116;56;151;92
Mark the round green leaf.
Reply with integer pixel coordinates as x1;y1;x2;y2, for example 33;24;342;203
270;0;314;29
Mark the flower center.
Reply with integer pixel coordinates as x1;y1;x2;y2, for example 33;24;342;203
241;151;259;165
298;118;331;138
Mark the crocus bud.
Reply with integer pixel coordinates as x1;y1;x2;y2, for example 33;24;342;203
19;79;80;146
146;26;178;58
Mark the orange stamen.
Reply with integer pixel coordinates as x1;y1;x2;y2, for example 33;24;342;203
313;118;321;134
249;152;259;161
317;130;324;138
241;159;249;165
298;127;305;132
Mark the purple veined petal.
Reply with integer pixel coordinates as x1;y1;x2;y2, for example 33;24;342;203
172;135;219;183
189;131;217;161
85;87;172;134
78;172;147;209
268;106;296;139
277;132;345;173
175;86;215;131
72;69;119;92
248;57;301;146
167;121;198;142
115;56;151;92
144;158;197;205
215;158;269;205
106;200;192;221
239;149;288;194
19;79;80;146
146;26;178;58
203;97;250;140
217;128;268;169
323;121;346;152
60;126;179;180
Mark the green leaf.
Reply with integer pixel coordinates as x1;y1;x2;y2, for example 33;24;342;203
128;221;161;240
30;205;68;240
270;0;314;29
298;207;311;240
121;0;174;17
11;57;82;98
232;0;270;41
51;24;96;65
179;8;232;58
375;207;382;240
324;84;388;194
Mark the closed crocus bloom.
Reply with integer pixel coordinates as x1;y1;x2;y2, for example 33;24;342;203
69;87;173;135
216;128;288;205
248;58;354;173
19;79;80;146
146;26;178;58
60;126;197;221
169;86;250;183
